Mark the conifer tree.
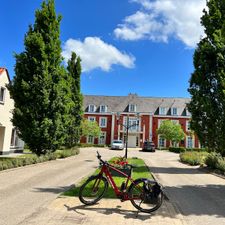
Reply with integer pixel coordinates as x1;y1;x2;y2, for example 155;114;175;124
188;0;225;156
66;52;83;146
8;0;69;155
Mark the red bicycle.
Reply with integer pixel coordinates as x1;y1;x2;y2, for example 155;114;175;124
79;151;163;213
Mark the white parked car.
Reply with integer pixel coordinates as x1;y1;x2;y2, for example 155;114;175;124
111;140;124;150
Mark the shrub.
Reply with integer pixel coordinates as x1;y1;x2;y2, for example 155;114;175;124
180;151;208;165
216;159;225;174
205;152;222;169
186;148;207;152
169;147;185;153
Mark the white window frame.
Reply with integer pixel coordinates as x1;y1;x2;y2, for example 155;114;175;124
186;109;191;116
124;117;139;132
88;104;96;113
186;136;194;148
186;120;191;131
158;135;166;147
159;107;166;115
0;87;6;103
98;131;106;145
129;104;136;112
87;135;94;144
100;105;107;113
99;117;107;128
172;107;177;115
88;116;96;122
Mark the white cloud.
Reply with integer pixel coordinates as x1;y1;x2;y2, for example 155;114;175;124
114;0;206;48
62;37;135;72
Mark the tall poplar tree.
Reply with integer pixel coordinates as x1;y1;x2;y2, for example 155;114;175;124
188;0;225;156
66;52;83;147
8;0;69;155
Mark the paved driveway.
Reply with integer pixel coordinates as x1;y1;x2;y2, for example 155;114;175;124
139;150;225;225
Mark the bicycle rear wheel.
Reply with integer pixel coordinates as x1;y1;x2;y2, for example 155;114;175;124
128;179;163;213
79;175;108;205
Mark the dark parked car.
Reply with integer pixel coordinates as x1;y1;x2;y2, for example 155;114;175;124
142;141;155;152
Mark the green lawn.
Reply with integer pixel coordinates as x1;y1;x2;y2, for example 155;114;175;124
63;157;152;198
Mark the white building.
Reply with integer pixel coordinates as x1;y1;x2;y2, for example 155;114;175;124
0;68;24;154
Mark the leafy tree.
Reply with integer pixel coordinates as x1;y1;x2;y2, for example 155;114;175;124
157;120;185;146
81;119;101;138
66;52;83;147
188;0;225;156
8;0;69;155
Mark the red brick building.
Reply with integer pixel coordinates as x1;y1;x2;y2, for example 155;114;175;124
81;94;200;149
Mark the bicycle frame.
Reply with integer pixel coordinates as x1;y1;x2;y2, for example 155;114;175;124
97;163;138;201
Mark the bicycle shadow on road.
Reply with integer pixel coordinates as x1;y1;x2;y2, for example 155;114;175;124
63;203;155;221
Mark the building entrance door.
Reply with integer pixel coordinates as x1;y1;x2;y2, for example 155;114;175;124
128;135;136;148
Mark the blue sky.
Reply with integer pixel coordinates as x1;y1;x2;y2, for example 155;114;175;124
0;0;206;97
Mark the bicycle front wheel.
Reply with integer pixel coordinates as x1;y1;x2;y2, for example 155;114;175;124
79;175;108;205
129;179;163;213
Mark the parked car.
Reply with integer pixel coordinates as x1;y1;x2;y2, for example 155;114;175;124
111;140;124;150
142;141;155;152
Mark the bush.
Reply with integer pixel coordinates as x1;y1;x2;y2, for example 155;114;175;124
205;152;225;174
169;147;185;153
205;152;222;169
186;148;207;152
216;159;225;173
180;151;209;165
0;147;79;171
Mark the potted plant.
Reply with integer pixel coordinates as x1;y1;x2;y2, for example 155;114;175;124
109;157;130;177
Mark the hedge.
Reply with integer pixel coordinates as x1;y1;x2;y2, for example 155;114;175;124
180;151;209;166
0;147;79;171
169;147;207;153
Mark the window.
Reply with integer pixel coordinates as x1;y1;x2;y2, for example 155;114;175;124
172;107;177;115
187;136;193;148
99;132;106;144
186;121;191;131
159;136;165;147
129;104;136;112
87;135;94;144
100;105;107;113
88;104;96;112
0;87;6;103
124;117;139;131
88;116;96;122
99;117;107;128
159;107;166;115
186;109;191;116
10;128;18;146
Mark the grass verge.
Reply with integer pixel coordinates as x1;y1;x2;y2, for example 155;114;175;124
63;157;152;198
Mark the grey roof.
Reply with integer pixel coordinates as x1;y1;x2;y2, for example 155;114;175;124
83;94;190;116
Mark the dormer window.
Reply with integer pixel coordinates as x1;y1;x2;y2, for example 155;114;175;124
0;87;6;103
129;104;136;112
159;107;166;115
100;105;107;113
186;109;191;116
171;107;177;115
88;104;96;113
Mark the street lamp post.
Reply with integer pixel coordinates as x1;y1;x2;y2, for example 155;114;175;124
116;112;140;159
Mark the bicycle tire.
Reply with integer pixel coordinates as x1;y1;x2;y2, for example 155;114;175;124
79;175;108;205
128;178;163;213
